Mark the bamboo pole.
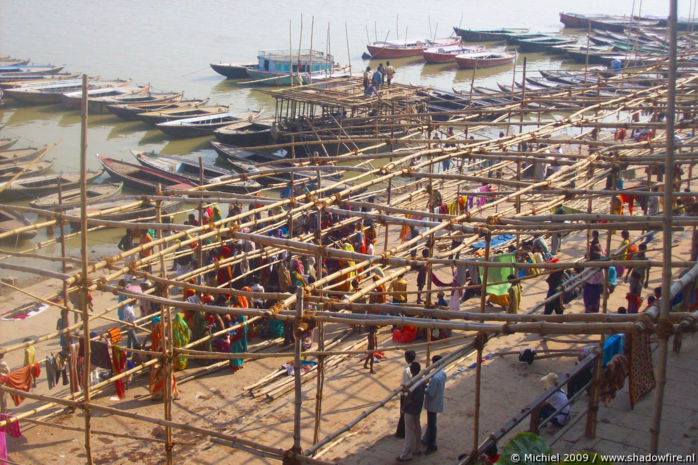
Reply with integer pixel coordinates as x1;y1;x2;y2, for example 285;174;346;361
650;0;678;453
79;73;94;465
471;334;485;460
57;177;76;394
292;286;304;455
313;321;325;444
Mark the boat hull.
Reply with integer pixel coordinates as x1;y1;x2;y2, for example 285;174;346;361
98;155;196;193
453;27;527;42
210;63;254;78
214;122;273;146
455;54;515;69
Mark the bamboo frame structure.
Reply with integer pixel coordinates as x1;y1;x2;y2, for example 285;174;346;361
1;29;698;463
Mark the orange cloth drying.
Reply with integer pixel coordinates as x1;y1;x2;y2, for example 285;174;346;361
1;363;40;406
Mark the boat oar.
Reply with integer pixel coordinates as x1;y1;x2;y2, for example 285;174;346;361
0;139;60;196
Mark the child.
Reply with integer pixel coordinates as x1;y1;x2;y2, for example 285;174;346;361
363;325;378;374
507;274;522;314
626;270;644;313
416;249;429;304
23;338;36;387
436;291;448;307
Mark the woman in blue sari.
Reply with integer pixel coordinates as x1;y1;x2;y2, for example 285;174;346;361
229;290;249;371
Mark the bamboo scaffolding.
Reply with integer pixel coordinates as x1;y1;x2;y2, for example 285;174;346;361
3;55;698;465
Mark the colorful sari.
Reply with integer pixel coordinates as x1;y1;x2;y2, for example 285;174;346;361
337;243;356;293
172;313;191;370
229;290;250;369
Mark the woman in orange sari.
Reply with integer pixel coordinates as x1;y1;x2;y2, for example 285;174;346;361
147;317;179;401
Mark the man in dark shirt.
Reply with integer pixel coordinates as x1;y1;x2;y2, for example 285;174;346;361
544;269;565;315
398;362;424;462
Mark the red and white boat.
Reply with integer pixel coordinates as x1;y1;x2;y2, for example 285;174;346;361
454;52;516;69
366;37;461;59
422;44;485;63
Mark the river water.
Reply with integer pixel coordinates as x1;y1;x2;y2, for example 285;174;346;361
0;0;677;271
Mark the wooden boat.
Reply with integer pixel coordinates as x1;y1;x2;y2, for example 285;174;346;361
107;98;206;121
98;90;182;107
0;137;19;150
0;58;30;67
240;49;350;86
453;27;528;42
4;79;131;105
454;52;516;69
61;86;147;113
156;109;263;138
214;120;274;146
0;65;63;75
0;170;103;201
559;12;660;32
64;198;182;228
505;33;548;46
210;63;256;79
131;151;261;193
0;73;80;88
0;159;54;181
0;146;46;164
29;182;123;210
97;155;197;193
517;36;578;53
211;141;336;187
136;103;228;126
422;44;485;64
366;37;461;58
0;208;36;240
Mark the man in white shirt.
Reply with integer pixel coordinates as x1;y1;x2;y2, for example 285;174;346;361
395;350;416;438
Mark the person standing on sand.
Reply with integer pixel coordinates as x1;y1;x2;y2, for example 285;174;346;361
363;325;378;374
363;66;371;90
397;361;424;462
423;355;446;454
396;350;416;438
385;61;395;87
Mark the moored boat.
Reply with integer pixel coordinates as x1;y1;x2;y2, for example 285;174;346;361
0;65;63;75
0;170;104;201
63;198;182;228
29;182;123;210
107;98;206;121
0;208;36;240
0;146;47;164
214;120;274;146
517;36;578;53
422;44;485;63
0;137;20;151
240;49;349;86
131;150;261;193
156;109;263;138
61;85;148;113
210;63;256;79
367;37;461;58
0;58;30;67
454;52;516;69
136;103;228;126
3;79;131;105
97;155;197;193
0;73;80;88
0;159;54;181
453;27;528;42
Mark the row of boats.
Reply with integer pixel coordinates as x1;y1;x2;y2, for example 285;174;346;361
0;61;274;140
